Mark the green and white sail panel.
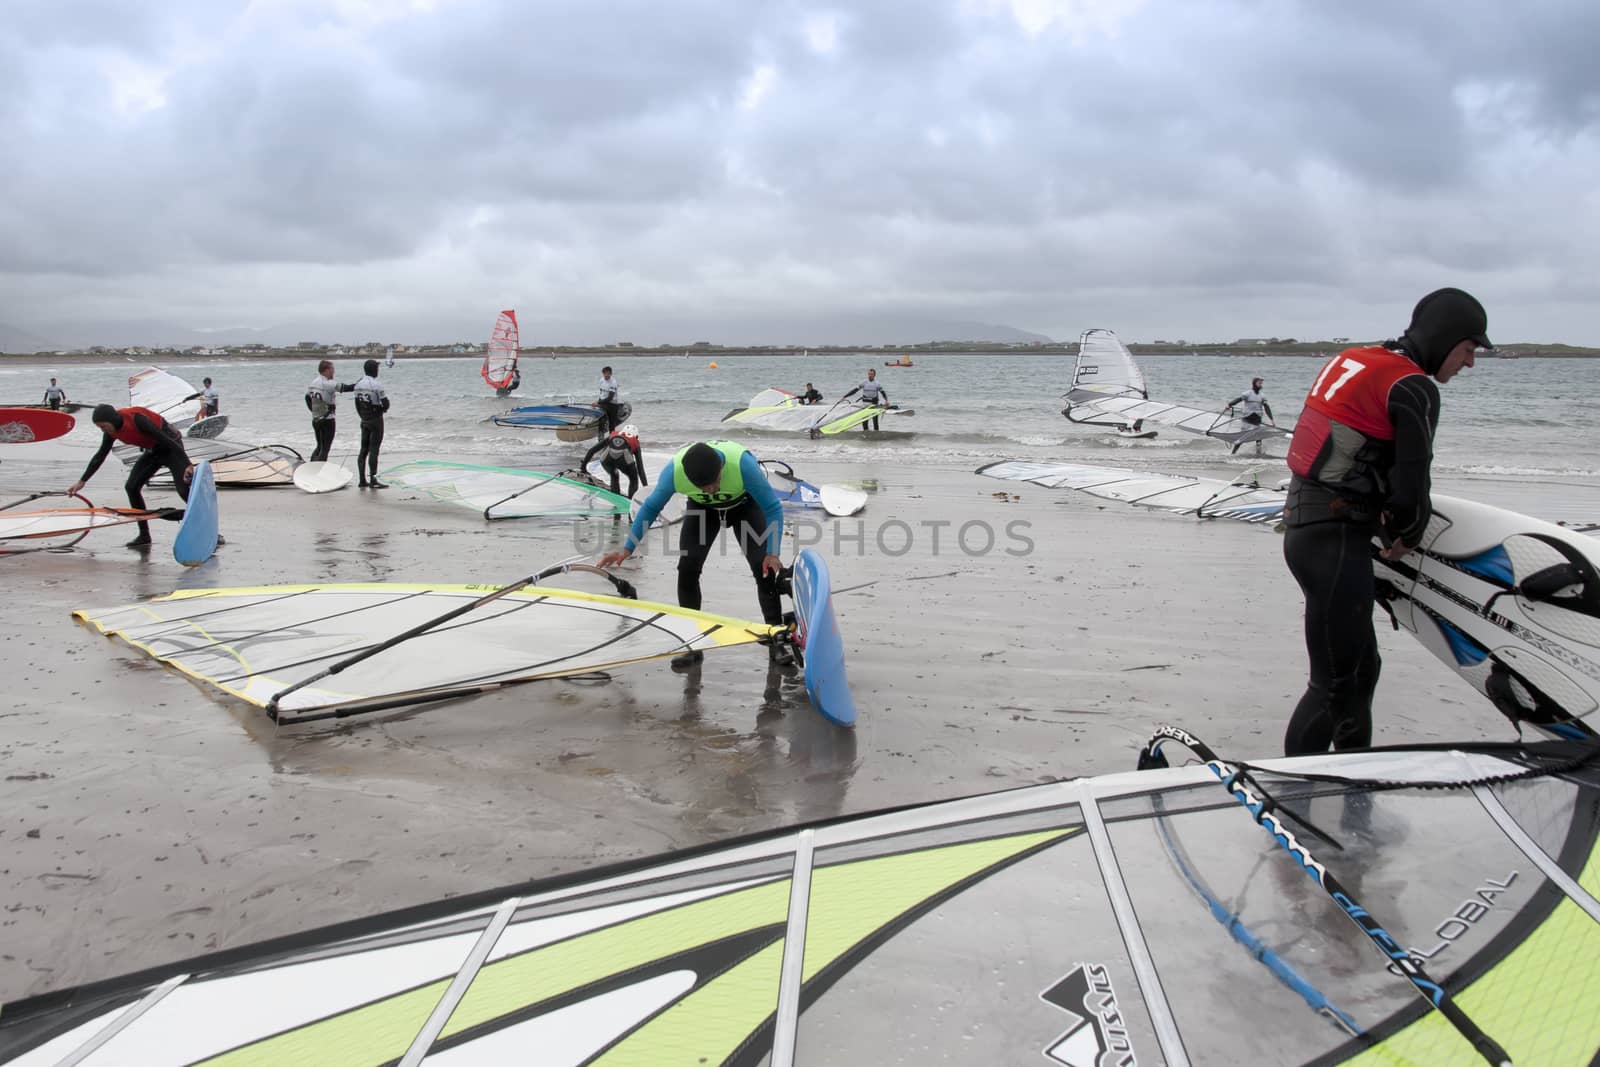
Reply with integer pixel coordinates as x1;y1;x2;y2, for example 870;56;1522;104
382;461;631;520
4;738;1598;1064
721;389;831;433
978;459;1287;523
72;583;782;722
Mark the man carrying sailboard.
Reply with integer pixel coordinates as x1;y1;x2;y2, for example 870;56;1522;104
582;423;648;499
69;404;215;549
598;440;791;668
1281;287;1486;756
841;369;889;431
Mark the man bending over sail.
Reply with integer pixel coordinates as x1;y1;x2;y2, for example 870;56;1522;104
582;423;648;499
70;403;209;549
598;440;790;669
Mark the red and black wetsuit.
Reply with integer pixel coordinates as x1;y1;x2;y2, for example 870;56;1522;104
582;429;648;499
1281;346;1440;755
80;407;193;539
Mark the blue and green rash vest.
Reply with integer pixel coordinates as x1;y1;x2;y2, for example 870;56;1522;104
623;441;784;553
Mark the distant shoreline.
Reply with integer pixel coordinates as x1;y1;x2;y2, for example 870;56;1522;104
0;342;1590;366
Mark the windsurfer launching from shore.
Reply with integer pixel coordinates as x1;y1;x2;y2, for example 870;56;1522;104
842;369;888;431
799;383;823;405
184;377;220;418
1225;377;1275;455
598;440;791;670
1281;287;1487;757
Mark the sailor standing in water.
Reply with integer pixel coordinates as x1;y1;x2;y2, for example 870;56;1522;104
42;377;67;410
184;377;220;418
305;360;354;463
352;359;390;488
841;369;889;431
1226;377;1276;455
596;366;622;434
582;424;648;499
598;440;791;669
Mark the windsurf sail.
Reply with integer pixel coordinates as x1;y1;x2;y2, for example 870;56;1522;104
481;309;520;392
149;444;302;488
382;460;632;520
1;492;180;554
977;459;1287;523
385;344;395;369
1059;331;1287;448
1068;327;1149;406
722;390;912;437
127;366;206;429
4;731;1596;1065
72;577;783;723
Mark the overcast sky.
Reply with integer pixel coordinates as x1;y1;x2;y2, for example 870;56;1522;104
3;0;1598;346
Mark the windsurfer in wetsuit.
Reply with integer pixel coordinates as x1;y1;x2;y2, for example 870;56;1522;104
596;366;621;434
1225;377;1276;455
582;424;648;499
799;383;823;405
1281;287;1487;757
42;378;67;411
842;369;888;431
305;360;354;463
598;440;791;669
352;359;390;488
69;403;201;548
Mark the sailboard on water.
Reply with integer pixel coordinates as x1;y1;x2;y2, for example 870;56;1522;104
722;389;914;438
381;460;633;520
0;491;182;555
71;553;854;726
4;726;1595;1065
481;309;520;396
125;367;226;438
1060;327;1159;438
1060;329;1288;449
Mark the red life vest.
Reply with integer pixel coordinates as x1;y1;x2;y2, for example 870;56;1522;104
607;428;639;451
108;406;169;450
1287;347;1423;479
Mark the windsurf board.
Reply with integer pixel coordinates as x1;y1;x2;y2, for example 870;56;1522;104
293;461;354;494
791;547;856;727
0;407;75;444
173;461;219;566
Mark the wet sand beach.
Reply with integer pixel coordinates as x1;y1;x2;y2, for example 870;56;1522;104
0;445;1521;999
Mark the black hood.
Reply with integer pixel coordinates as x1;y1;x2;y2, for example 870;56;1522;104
1397;287;1491;375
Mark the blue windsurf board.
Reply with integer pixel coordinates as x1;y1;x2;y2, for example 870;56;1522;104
791;547;856;727
174;460;219;566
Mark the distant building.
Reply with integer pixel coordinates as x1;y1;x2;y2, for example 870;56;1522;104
296;341;321;351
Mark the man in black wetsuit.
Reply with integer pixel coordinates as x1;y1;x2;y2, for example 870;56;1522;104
69;403;198;548
1281;287;1487;755
799;383;823;405
582;424;648;499
352;359;390;488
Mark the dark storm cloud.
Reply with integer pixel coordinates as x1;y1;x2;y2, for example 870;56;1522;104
0;0;1596;345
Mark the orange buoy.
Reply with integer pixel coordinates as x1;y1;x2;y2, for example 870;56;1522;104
708;361;718;369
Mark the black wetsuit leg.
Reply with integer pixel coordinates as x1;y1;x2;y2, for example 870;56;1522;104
311;419;336;463
677;502;723;613
601;456;638;498
358;420;383;479
597;400;619;435
125;447;190;540
676;498;783;624
1283;521;1381;755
